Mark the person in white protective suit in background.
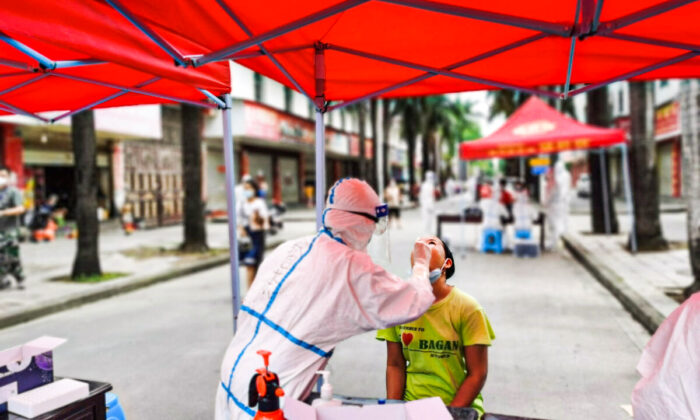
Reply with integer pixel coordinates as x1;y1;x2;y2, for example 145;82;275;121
478;183;508;249
466;168;481;205
545;161;571;249
419;171;436;234
512;184;535;233
215;178;435;420
631;292;699;420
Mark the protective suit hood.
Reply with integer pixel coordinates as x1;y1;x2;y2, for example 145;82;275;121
323;178;381;252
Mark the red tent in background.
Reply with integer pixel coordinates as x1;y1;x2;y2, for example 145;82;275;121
460;96;626;160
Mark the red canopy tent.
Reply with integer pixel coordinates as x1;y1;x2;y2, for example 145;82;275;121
460;96;636;250
460;96;626;160
1;0;697;330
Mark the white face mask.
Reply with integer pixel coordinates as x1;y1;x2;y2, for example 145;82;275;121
0;176;8;188
243;189;255;199
428;260;448;284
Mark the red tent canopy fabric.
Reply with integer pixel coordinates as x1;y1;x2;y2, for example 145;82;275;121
2;0;696;107
0;2;230;119
460;96;626;160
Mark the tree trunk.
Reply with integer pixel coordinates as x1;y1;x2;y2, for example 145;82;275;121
629;82;667;251
71;110;102;278
382;99;391;186
181;104;208;252
370;99;379;190
357;102;367;181
404;107;418;201
586;88;619;233
680;80;700;298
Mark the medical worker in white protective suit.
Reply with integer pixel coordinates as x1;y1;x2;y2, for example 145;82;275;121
545;161;571;249
631;292;699;419
215;178;435;420
419;171;436;234
513;186;535;233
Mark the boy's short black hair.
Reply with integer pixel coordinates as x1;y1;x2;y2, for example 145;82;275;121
439;238;455;279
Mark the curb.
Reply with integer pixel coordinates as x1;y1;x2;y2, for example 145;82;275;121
0;239;284;330
562;234;666;334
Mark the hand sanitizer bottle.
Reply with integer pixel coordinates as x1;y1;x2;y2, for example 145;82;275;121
311;370;342;408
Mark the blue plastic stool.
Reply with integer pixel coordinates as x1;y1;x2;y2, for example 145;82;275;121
106;392;126;420
481;228;504;254
515;229;532;240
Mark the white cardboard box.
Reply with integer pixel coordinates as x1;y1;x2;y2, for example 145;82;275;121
285;397;452;420
8;378;89;418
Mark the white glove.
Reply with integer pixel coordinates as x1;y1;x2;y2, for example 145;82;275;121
411;241;431;276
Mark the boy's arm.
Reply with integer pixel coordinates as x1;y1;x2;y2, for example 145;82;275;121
385;341;406;400
450;345;488;407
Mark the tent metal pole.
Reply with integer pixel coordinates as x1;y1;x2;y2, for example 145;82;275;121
195;0;368;66
53;60;107;69
105;0;187;66
221;93;241;333
228;45;313;61
0;99;49;122
328;33;547;112
619;144;637;252
381;0;570;36
327;44;561;99
0;73;49;97
599;149;611;234
0;33;55;69
0;58;34;71
50;73;218;109
601;33;700;53
598;0;695;34
563;0;581;98
315;110;326;230
567;51;699;97
198;88;227;108
52;77;161;123
314;43;327;230
214;0;314;101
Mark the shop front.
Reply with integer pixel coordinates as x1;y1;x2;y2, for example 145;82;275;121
205;100;373;211
654;101;682;198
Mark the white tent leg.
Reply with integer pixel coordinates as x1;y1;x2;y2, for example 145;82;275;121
315;110;326;230
620;144;638;252
221;94;241;333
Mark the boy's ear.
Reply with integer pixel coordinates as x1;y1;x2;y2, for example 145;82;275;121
445;258;453;269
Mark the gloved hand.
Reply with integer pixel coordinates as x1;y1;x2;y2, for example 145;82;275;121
412;240;431;270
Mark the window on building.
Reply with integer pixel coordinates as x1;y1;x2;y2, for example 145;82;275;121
618;89;623;114
659;79;669;88
161;105;182;144
340;109;346;130
284;87;293;113
308;101;315;118
254;72;263;102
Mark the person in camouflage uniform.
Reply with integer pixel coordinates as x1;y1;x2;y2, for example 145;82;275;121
0;166;25;289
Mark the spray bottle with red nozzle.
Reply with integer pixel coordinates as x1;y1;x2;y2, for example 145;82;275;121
248;349;286;420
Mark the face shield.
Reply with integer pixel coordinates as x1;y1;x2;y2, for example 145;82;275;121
360;204;392;267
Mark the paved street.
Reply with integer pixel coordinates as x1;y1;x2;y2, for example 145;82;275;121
0;207;649;419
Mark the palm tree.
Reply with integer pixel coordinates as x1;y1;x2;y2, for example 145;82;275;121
587;88;620;234
71;110;102;278
346;102;369;181
393;98;422;200
180;104;208;252
680;79;700;298
629;81;667;250
369;98;379;190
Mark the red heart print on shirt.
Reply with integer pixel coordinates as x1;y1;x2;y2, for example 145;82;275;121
401;332;413;346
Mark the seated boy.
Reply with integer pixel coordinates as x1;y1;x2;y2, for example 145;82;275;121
376;236;495;417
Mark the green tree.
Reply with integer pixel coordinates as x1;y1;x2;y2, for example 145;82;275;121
180;104;208;252
71;110;101;279
680;80;700;298
628;81;667;250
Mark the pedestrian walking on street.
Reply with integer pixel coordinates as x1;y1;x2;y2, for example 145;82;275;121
237;179;269;288
0;166;25;289
545;162;571;250
419;171;437;235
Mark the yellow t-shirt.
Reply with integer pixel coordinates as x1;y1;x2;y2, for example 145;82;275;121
376;287;495;415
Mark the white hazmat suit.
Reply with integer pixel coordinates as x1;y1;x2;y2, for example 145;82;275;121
546;162;571;249
631;292;699;420
419;171;436;234
215;178;435;420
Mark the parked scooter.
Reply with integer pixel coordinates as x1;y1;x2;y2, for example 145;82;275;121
267;203;286;235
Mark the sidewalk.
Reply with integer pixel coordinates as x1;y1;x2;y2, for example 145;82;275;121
0;215;316;329
562;213;691;333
